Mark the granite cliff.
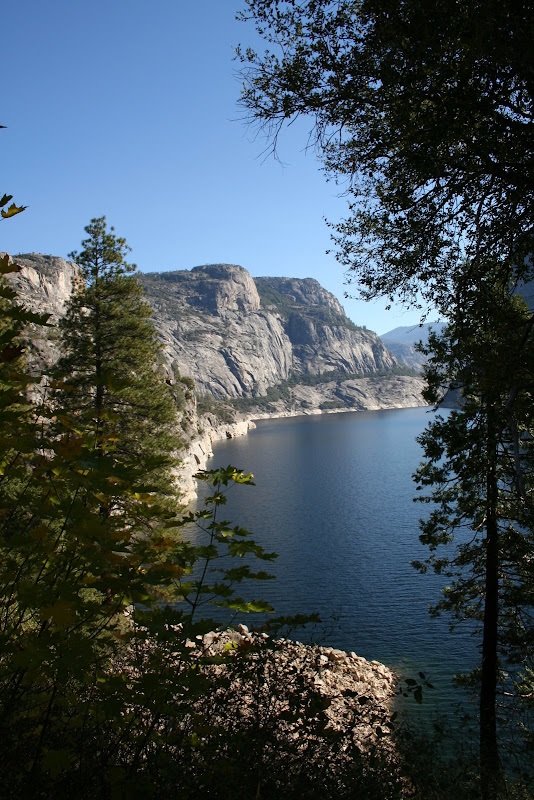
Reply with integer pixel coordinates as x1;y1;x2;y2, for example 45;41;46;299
7;255;426;500
4;253;81;373
138;265;399;398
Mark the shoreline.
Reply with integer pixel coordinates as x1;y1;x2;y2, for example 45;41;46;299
177;391;428;505
195;625;396;749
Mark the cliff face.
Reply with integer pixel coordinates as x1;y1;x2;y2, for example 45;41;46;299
7;254;426;500
138;265;397;398
9;253;81;318
4;253;82;373
9;256;402;401
139;265;291;398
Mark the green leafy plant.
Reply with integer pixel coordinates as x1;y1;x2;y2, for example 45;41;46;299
413;280;534;793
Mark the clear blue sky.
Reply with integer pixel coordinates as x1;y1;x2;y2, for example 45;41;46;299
3;0;429;335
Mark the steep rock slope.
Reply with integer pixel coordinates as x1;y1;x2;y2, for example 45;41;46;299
138;265;398;398
4;253;81;373
7;255;426;499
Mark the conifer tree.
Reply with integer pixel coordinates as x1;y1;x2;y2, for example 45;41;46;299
0;162;281;794
0;270;276;795
238;6;534;794
413;278;534;793
56;216;181;511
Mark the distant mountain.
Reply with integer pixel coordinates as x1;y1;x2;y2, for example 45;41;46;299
380;321;445;371
138;266;401;399
7;255;428;500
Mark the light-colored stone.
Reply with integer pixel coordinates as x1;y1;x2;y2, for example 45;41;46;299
328;648;347;662
138;267;401;399
6;254;427;502
5;253;82;374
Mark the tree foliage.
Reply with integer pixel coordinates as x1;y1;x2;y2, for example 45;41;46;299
238;2;534;796
0;216;280;796
238;0;534;312
56;216;181;504
413;279;534;791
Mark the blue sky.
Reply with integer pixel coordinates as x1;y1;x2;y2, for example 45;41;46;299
3;0;429;335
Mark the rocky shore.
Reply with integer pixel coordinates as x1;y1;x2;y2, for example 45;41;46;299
174;415;256;503
176;379;427;504
192;625;396;750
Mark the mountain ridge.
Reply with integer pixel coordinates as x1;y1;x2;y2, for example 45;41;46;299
380;321;445;371
138;263;402;398
7;254;426;501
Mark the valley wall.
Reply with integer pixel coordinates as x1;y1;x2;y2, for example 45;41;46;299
7;254;426;502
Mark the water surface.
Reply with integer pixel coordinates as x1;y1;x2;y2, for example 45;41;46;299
197;407;479;718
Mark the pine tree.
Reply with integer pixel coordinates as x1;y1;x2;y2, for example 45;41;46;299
0;248;276;797
0;218;185;793
413;277;534;794
56;216;182;511
0;177;279;792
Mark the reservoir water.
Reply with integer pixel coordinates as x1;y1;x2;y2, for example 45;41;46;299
196;406;479;720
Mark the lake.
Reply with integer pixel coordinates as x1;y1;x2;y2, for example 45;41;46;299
196;406;479;720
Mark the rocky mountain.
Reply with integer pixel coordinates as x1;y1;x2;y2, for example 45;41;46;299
379;321;445;371
138;265;399;398
3;253;81;374
7;254;426;500
7;255;427;415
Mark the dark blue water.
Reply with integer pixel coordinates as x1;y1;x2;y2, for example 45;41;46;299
196;406;479;719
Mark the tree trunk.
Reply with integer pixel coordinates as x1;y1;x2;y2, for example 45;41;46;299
479;415;502;800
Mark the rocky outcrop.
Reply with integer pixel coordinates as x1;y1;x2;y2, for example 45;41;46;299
247;374;427;418
8;253;81;320
6;254;427;499
174;415;256;505
5;253;82;373
192;625;395;751
124;622;397;787
138;266;399;399
256;276;394;377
